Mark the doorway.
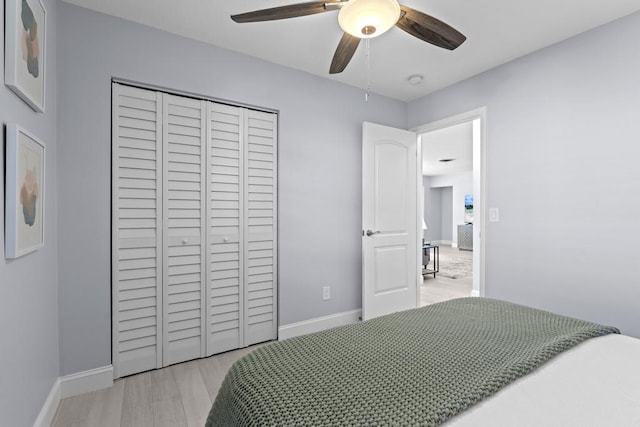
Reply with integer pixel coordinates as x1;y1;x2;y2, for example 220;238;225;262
412;108;486;306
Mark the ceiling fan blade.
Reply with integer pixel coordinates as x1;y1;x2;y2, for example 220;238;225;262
396;5;466;50
231;1;340;23
329;32;361;74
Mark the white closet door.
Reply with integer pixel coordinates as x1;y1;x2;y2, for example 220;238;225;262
207;103;244;355
114;86;278;376
162;94;207;365
244;109;278;345
112;84;163;378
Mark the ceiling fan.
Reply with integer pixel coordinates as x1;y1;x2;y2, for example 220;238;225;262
230;0;466;74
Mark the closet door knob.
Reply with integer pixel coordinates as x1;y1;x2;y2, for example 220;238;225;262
223;237;230;243
181;238;189;245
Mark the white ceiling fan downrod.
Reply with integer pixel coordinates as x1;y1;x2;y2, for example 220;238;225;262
365;37;371;102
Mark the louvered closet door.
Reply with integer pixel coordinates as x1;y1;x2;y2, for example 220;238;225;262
114;86;278;376
244;109;278;345
112;84;163;378
207;103;244;355
162;94;207;365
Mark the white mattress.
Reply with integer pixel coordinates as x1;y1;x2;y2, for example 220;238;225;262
446;334;640;426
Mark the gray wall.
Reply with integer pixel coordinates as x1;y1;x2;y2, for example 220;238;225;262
409;11;640;337
430;172;473;246
0;0;58;424
421;176;430;242
440;187;453;242
56;3;406;375
427;187;443;242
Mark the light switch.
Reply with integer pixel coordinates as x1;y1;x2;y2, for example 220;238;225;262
489;208;499;222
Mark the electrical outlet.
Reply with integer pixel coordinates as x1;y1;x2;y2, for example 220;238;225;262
322;286;331;301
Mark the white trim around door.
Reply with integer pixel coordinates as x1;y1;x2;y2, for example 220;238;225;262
412;107;488;299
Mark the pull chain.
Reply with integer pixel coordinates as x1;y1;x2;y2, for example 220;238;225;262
365;38;371;102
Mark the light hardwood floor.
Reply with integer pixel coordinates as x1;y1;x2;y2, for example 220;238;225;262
420;244;473;306
54;246;472;426
52;346;258;427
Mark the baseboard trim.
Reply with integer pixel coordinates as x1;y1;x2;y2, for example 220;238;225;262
33;378;61;427
59;365;113;399
34;366;113;426
278;309;361;340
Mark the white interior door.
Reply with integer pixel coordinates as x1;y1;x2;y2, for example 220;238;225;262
362;122;418;320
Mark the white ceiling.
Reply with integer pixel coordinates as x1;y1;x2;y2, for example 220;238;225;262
422;121;472;177
62;0;640;102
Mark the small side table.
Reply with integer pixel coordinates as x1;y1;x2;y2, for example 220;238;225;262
422;244;439;278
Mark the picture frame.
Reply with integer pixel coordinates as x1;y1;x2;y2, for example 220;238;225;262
5;124;45;258
4;0;46;112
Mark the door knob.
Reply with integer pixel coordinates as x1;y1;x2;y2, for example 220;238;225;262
181;238;189;245
365;230;380;237
223;237;230;243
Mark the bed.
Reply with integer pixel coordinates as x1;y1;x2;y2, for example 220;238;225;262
205;298;640;426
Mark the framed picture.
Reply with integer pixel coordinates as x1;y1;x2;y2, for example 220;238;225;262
5;124;45;258
4;0;46;112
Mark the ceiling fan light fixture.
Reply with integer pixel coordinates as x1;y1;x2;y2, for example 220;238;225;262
338;0;401;39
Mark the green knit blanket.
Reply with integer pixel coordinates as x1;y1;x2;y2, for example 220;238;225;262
206;298;618;426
